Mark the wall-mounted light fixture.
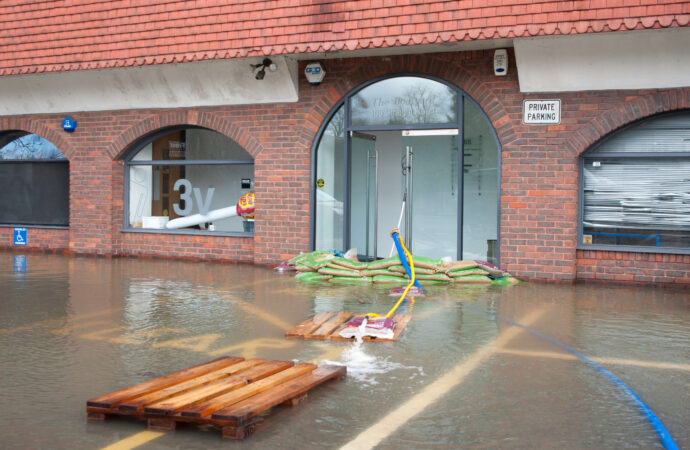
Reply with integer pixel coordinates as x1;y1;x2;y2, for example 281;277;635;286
251;58;277;80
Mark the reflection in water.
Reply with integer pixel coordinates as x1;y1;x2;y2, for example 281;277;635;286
0;250;688;449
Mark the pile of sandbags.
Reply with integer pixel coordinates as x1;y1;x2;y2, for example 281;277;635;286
288;251;519;286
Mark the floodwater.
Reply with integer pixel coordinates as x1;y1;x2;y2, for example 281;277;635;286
0;250;688;449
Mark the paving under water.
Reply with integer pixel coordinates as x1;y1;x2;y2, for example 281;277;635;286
1;250;688;449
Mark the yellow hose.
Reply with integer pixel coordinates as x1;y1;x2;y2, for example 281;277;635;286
367;234;416;319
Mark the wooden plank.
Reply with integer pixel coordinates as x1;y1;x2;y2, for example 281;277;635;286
391;314;412;341
180;363;316;419
211;365;346;425
330;313;366;340
144;360;292;416
306;312;353;339
86;356;244;409
285;311;337;338
118;359;266;412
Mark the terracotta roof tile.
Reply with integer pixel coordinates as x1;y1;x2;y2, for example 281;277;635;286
0;0;688;76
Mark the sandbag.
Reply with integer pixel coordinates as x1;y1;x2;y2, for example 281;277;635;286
402;273;450;282
329;276;372;284
492;277;520;285
447;268;490;277
327;256;367;270
452;274;493;284
295;272;331;282
474;261;510;278
361;269;404;277
295;264;314;272
388;266;436;275
442;260;479;271
289;250;332;265
366;257;401;270
372;275;408;284
318;267;362;277
409;255;443;270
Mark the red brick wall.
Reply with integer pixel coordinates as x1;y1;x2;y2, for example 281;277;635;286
1;51;689;284
577;250;690;285
118;232;254;263
0;226;69;252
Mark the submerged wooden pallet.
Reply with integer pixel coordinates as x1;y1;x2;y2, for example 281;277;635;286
86;356;345;440
286;311;412;342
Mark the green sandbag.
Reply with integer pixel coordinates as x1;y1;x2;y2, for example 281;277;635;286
318;267;362;277
452;274;493;284
329;276;372;284
406;273;450;282
327;257;367;270
492;277;521;285
447;268;490;277
410;255;443;270
372;275;408;284
362;269;404;277
300;252;336;270
389;265;436;275
295;264;314;272
441;260;479;271
295;272;331;282
289;250;331;265
366;257;401;270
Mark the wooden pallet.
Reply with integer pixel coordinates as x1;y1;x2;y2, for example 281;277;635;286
86;356;346;440
286;311;412;342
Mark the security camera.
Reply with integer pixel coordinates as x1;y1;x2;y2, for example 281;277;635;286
251;58;275;80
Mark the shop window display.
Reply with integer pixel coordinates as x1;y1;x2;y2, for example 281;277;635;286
125;128;254;233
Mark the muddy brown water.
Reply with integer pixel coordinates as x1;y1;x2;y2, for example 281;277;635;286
1;250;688;449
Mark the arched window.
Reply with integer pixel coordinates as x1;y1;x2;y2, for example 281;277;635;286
579;111;690;252
0;133;69;226
312;75;500;262
124;127;254;234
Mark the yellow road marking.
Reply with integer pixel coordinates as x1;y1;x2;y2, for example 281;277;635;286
497;348;690;372
153;333;221;352
226;296;295;330
340;307;549;450
308;342;346;364
100;431;164;450
111;328;187;345
52;319;119;336
208;337;295;358
0;307;122;335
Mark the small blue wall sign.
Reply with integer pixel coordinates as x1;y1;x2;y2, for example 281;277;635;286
62;116;77;132
14;227;27;246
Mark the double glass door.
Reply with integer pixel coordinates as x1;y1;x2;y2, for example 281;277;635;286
349;130;458;260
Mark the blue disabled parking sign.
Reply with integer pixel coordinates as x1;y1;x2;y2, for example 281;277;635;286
14;227;27;246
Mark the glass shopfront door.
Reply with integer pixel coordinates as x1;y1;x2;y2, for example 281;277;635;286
313;76;499;263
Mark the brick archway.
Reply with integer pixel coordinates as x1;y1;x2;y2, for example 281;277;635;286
108;109;265;161
569;89;690;157
0;117;75;160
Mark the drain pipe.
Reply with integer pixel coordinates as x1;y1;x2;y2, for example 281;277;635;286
466;304;679;450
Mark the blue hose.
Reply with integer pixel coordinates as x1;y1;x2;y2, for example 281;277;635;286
391;231;423;290
466;304;678;450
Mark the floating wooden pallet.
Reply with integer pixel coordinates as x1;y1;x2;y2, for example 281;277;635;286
286;311;412;342
86;356;345;440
